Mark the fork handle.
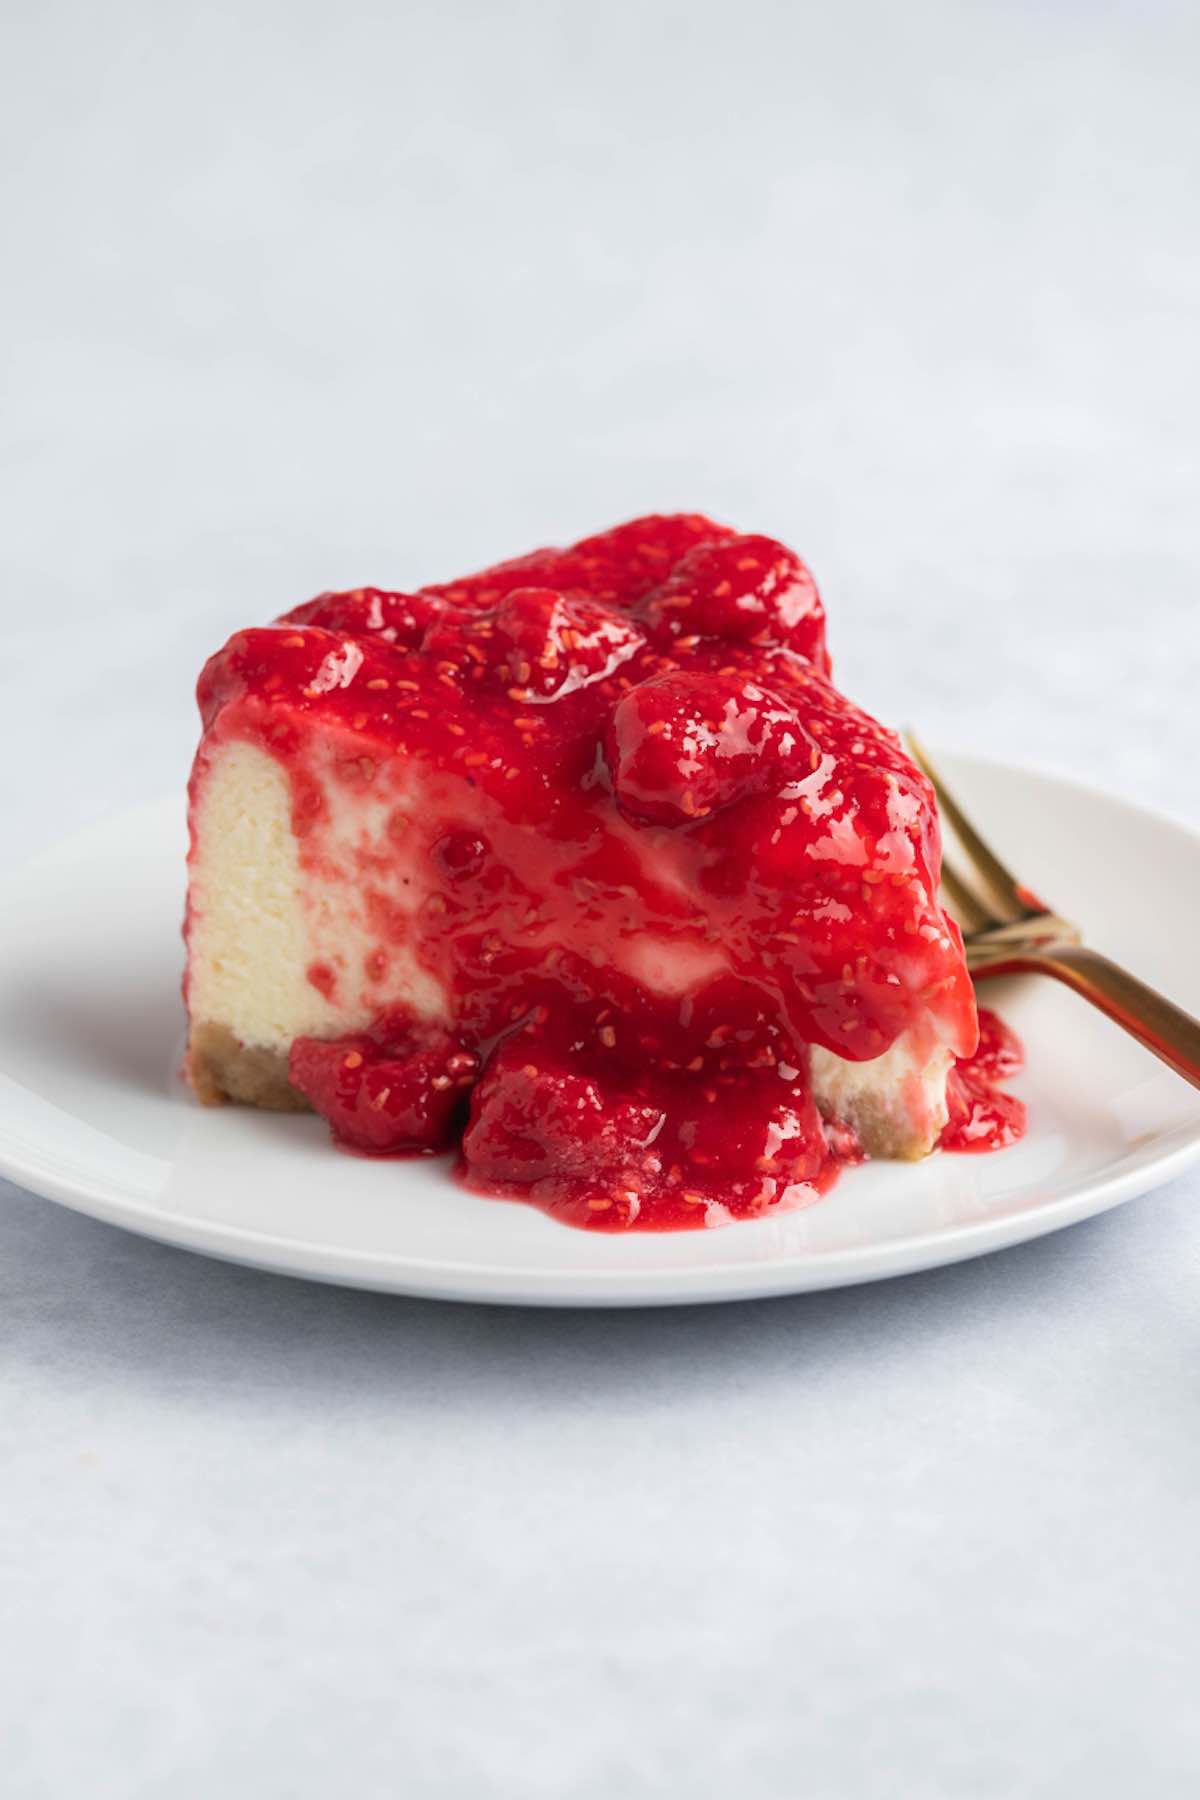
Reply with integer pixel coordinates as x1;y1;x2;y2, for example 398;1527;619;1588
975;945;1200;1091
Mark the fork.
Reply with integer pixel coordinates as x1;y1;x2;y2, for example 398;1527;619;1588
906;735;1200;1091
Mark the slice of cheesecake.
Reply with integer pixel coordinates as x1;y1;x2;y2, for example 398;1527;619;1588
185;514;978;1229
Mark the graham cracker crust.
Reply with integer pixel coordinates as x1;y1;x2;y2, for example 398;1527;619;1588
189;1021;311;1113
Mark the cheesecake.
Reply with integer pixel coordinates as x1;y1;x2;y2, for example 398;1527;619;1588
185;514;994;1230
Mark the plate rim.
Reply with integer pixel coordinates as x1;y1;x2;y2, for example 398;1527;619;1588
2;1124;1199;1306
3;750;1199;1306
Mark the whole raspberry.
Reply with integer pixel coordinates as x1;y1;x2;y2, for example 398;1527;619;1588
604;670;814;826
463;1048;664;1184
421;586;642;702
641;534;828;669
289;1025;478;1153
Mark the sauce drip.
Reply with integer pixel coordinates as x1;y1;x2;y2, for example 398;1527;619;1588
941;1009;1026;1153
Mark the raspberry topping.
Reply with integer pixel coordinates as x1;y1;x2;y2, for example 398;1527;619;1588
463;1047;665;1190
285;588;443;651
289;1021;478;1154
604;671;814;826
421;585;643;702
640;534;828;669
942;1009;1026;1152
461;1042;836;1231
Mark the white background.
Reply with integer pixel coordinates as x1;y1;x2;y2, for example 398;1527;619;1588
3;2;1199;1794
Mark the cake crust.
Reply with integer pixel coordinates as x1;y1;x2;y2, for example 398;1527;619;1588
189;1022;310;1113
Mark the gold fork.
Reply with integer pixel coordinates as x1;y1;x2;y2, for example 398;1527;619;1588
906;735;1200;1091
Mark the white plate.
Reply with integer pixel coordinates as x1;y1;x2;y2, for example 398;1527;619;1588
2;754;1199;1306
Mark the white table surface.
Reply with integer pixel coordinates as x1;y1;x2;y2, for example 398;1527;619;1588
3;2;1199;1794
